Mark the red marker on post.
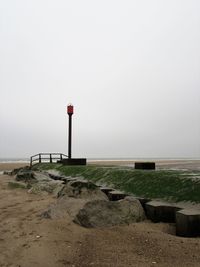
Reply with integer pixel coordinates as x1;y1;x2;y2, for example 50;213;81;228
67;104;74;115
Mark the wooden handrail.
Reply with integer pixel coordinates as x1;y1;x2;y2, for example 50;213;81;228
30;153;68;167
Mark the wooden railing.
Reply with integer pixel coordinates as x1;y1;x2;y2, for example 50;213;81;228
30;153;68;167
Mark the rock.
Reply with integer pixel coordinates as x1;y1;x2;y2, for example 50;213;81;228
42;180;109;219
3;171;13;175
12;166;30;175
16;170;36;183
57;180;108;200
42;197;89;219
74;197;145;228
16;170;53;183
28;180;64;196
33;172;52;182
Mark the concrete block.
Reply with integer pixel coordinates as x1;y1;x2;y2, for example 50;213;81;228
58;158;87;165
136;197;152;211
135;162;155;170
108;190;128;201
145;201;181;223
176;209;200;237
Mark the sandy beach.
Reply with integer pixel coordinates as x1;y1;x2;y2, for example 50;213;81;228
0;163;29;171
0;162;200;267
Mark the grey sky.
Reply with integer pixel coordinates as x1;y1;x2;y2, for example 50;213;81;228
0;0;200;159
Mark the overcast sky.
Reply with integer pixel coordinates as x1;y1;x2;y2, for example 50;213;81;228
0;0;200;159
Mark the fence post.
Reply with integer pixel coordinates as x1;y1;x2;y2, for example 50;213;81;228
39;154;41;163
50;154;52;163
60;154;63;161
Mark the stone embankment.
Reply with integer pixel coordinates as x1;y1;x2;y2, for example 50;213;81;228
8;167;200;237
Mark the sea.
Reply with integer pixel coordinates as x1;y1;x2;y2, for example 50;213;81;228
0;157;199;163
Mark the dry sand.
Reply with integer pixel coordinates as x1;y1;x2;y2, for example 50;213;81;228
0;162;200;267
0;163;29;171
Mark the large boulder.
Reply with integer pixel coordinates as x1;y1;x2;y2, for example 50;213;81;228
42;180;109;219
28;180;64;196
74;196;145;228
42;197;89;219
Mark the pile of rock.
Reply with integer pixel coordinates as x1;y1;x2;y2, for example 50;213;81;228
12;167;200;236
12;168;146;228
43;178;145;227
15;168;65;196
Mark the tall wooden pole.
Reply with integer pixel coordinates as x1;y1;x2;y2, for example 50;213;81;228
68;113;72;159
67;105;74;159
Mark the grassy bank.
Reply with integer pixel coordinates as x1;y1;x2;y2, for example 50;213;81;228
35;163;200;203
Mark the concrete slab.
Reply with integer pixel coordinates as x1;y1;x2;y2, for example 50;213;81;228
145;201;181;223
58;158;87;165
108;190;128;201
176;209;200;237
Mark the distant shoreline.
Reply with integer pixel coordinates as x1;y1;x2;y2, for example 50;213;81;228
0;157;199;164
0;159;200;171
